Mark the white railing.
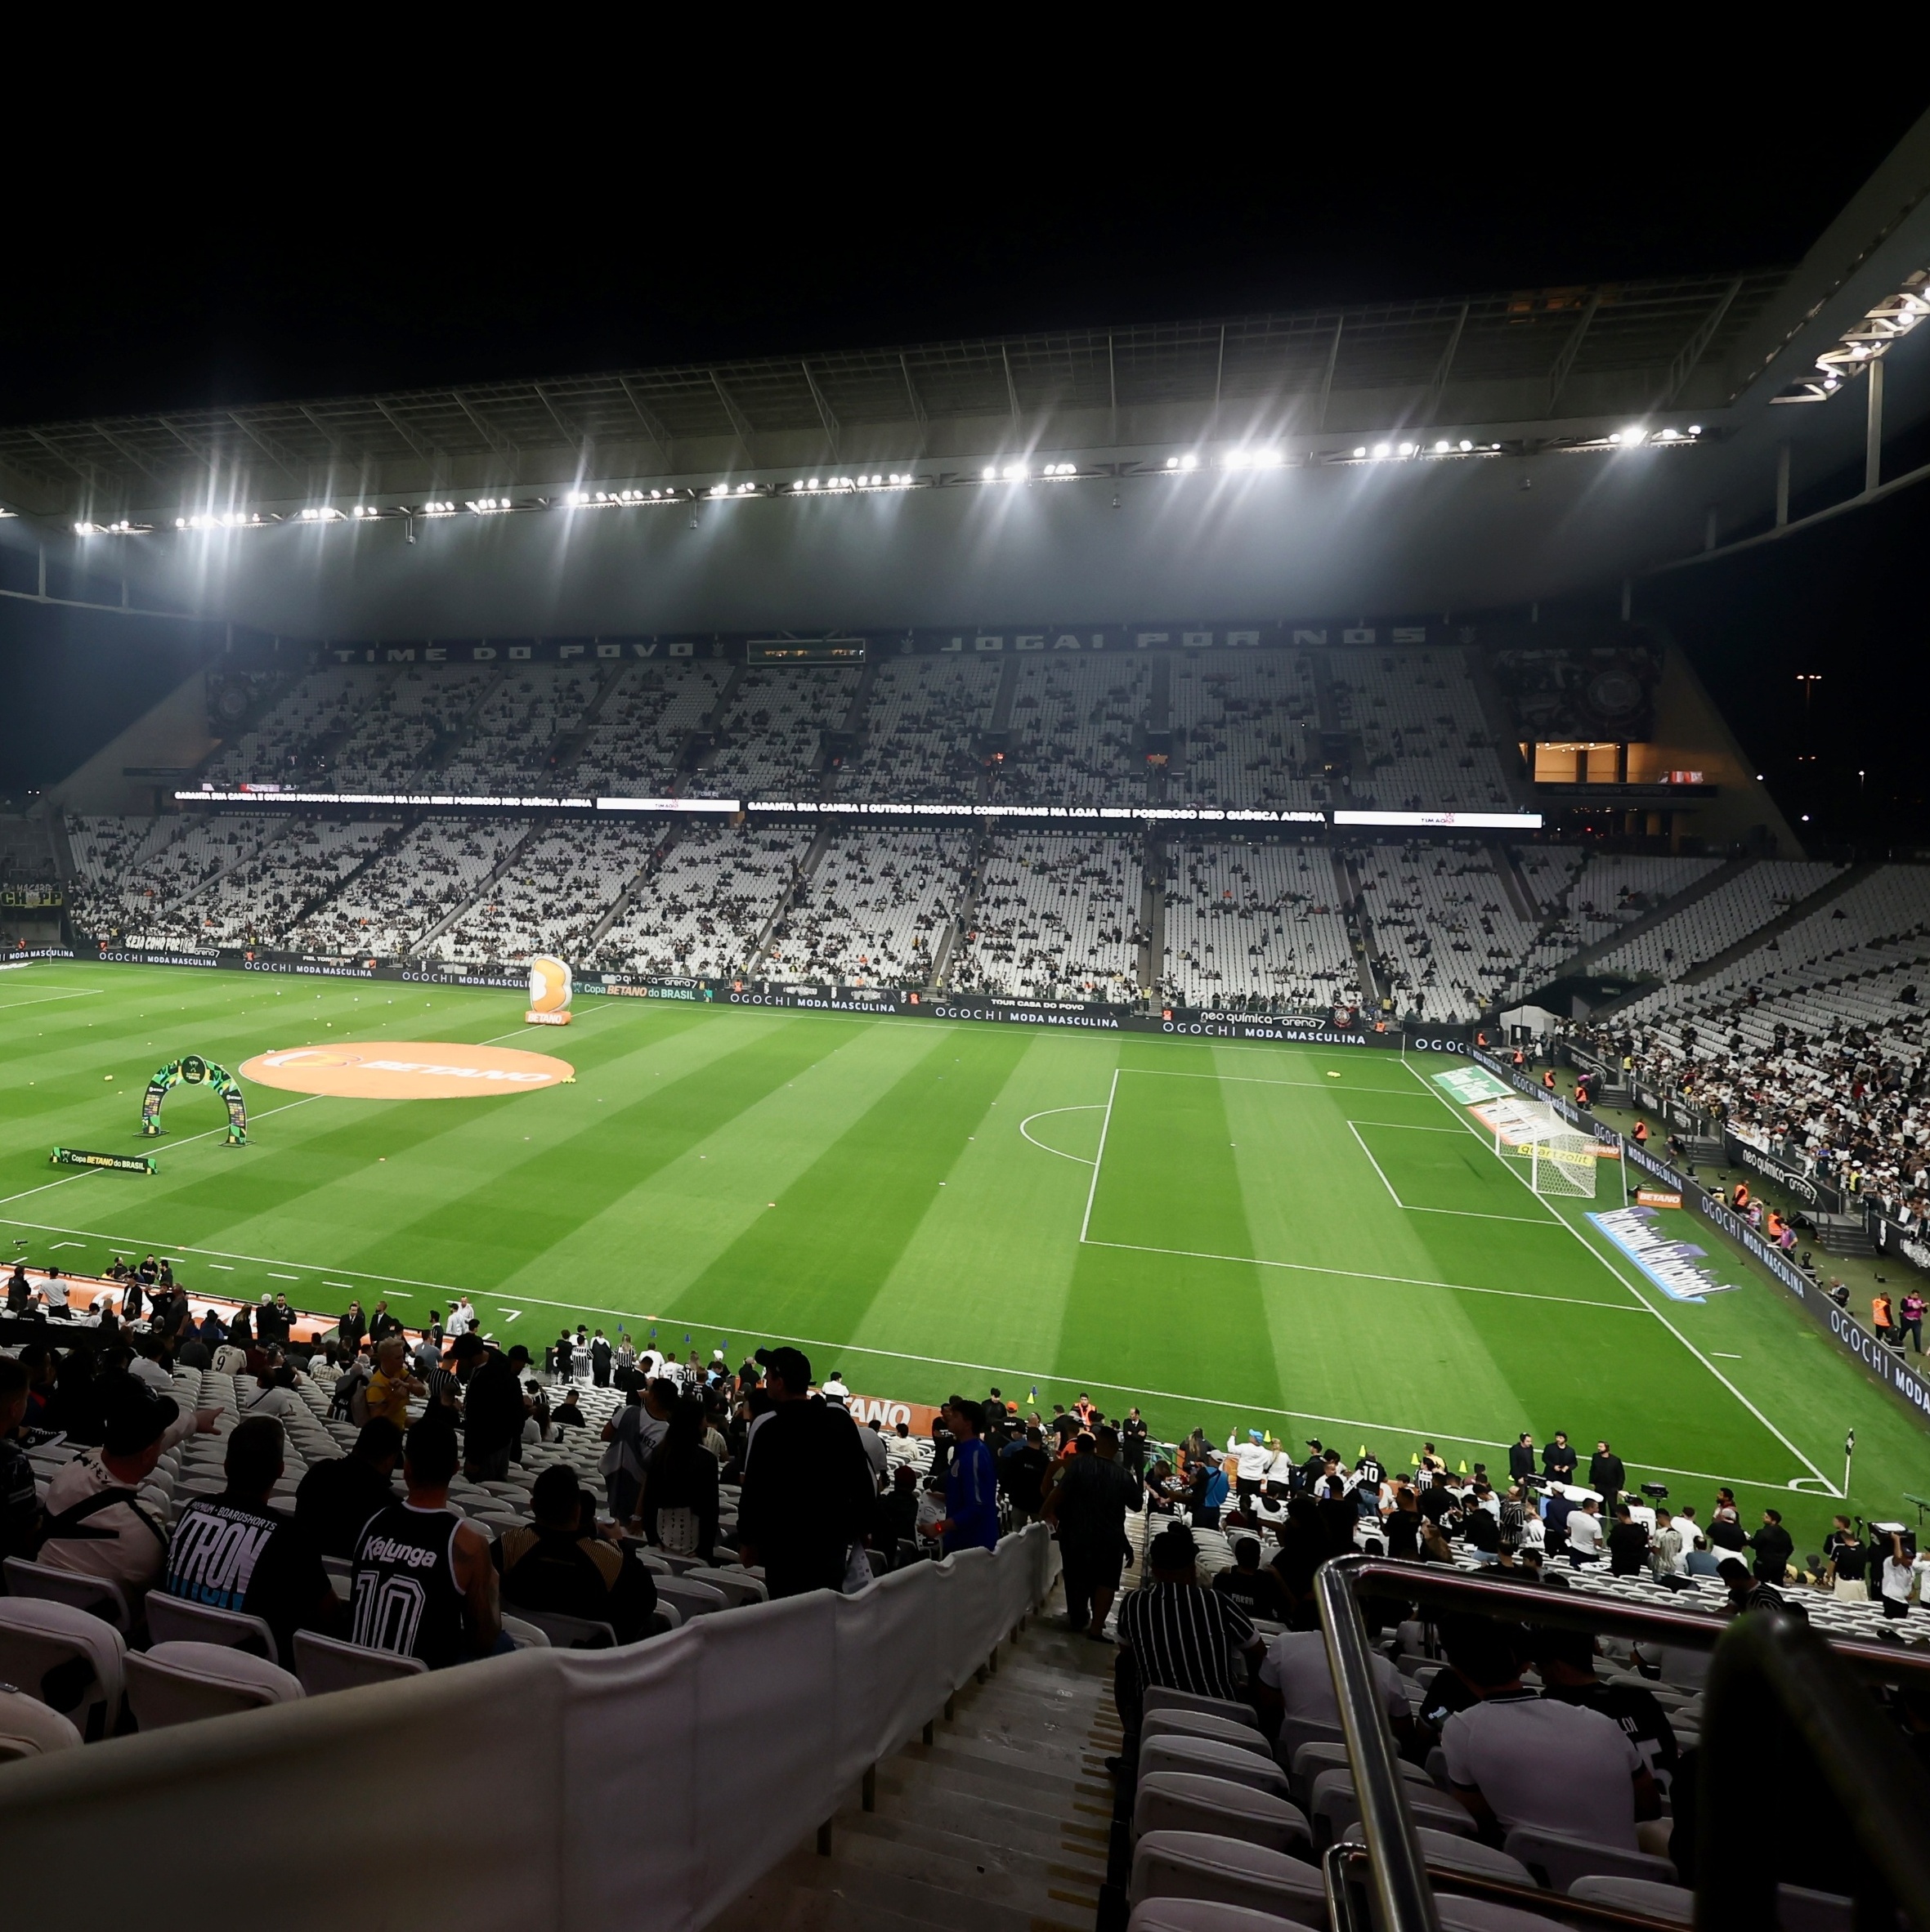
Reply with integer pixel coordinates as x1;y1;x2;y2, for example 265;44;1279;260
0;1524;1060;1932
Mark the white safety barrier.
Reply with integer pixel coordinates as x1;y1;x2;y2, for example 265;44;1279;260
0;1523;1059;1931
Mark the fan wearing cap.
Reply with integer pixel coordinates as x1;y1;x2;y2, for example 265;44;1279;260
38;1377;222;1603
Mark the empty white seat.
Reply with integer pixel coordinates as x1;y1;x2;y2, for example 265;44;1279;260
684;1567;768;1608
1569;1876;1693;1922
1138;1736;1290;1800
1502;1826;1677;1892
125;1641;304;1728
1129;1831;1327;1927
1310;1768;1475;1846
2;1556;132;1631
1140;1686;1261;1729
293;1630;428;1696
0;1688;83;1762
1435;1898;1570;1932
499;1616;552;1651
1140;1709;1272;1759
1133;1772;1311;1857
0;1596;127;1742
1129;1900;1310;1932
144;1594;277;1657
654;1577;728;1621
1413;1827;1533;1886
1288;1740;1435;1808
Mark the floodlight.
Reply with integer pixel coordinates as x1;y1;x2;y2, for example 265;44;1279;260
1180;454;1198;471
1689;425;1702;435
810;478;822;489
1434;440;1449;453
1372;444;1390;458
1166;457;1178;469
1353;447;1367;458
1398;442;1415;456
1621;427;1644;445
1458;440;1472;451
1003;463;1026;480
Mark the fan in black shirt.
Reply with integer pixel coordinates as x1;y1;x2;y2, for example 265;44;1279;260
293;1419;402;1559
1535;1626;1679;1791
1211;1537;1292;1623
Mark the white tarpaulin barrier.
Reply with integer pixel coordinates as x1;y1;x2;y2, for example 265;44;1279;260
0;1524;1059;1932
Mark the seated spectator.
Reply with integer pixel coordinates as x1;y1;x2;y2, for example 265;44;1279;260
1441;1618;1656;1849
551;1390;585;1430
39;1378;219;1601
1213;1536;1293;1625
871;1465;921;1559
294;1418;403;1558
1112;1525;1265;1771
159;1416;339;1666
1719;1554;1794;1617
1;1357;43;1564
499;1467;657;1643
244;1364;308;1421
1534;1626;1679;1792
350;1420;502;1667
128;1335;173;1393
638;1401;720;1555
1259;1623;1415;1749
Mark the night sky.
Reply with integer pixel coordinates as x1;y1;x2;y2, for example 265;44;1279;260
2;101;1924;425
2;96;1925;843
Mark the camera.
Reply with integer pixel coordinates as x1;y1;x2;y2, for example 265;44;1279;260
1640;1483;1668;1500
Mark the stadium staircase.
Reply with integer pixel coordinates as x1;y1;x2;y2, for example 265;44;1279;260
584;822;682;955
410;821;549;954
419;665;507;776
748;827;831;973
43;809;76;885
286;821;407;929
1333;848;1390;1012
710;1582;1114;1932
1672;860;1880;988
540;659;630;777
934;828;989;988
1140;834;1165;995
1534;854;1756;989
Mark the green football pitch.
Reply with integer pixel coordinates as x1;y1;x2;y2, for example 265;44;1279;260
3;962;1923;1550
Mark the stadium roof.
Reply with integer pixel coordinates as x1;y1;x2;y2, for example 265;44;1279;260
0;270;1787;520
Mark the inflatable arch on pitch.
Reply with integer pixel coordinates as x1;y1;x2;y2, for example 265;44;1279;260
141;1055;248;1143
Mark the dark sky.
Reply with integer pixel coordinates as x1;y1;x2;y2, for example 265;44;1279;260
5;95;1924;427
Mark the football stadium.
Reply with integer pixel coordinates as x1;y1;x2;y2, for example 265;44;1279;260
2;106;1930;1932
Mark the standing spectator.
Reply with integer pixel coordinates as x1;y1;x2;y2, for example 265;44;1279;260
1587;1440;1626;1503
294;1418;402;1558
590;1330;612;1388
638;1402;720;1556
1749;1508;1794;1585
445;1297;476;1340
1708;1490;1747;1554
931;1397;998;1555
159;1416;338;1667
1902;1291;1927;1354
1650;1509;1687;1581
1120;1407;1150;1481
1607;1504;1650;1576
338;1300;367;1354
601;1379;673;1523
256;1293;290;1349
368;1299;402;1343
1541;1432;1578;1483
1879;1532;1918;1621
735;1345;877;1599
553;1330;575;1383
1189;1453;1229;1529
350;1420;501;1666
1566;1498;1605;1567
1046;1425;1140;1637
457;1337;531;1482
365;1336;422;1433
1824;1518;1870;1602
999;1426;1053;1526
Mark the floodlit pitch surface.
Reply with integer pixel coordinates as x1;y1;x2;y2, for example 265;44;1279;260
2;963;1920;1545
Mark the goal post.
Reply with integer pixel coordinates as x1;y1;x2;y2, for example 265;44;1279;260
1469;1093;1616;1201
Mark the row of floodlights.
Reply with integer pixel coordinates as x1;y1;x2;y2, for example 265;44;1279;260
76;426;1710;535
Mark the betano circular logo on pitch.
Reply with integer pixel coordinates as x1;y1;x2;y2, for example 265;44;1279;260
238;1041;575;1099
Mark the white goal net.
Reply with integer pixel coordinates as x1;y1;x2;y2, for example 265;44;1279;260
1472;1095;1610;1201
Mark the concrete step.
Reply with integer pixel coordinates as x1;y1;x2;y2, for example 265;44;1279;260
705;1583;1114;1932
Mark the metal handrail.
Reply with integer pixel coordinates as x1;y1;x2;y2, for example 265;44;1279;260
1315;1559;1440;1932
1316;1556;1930;1932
